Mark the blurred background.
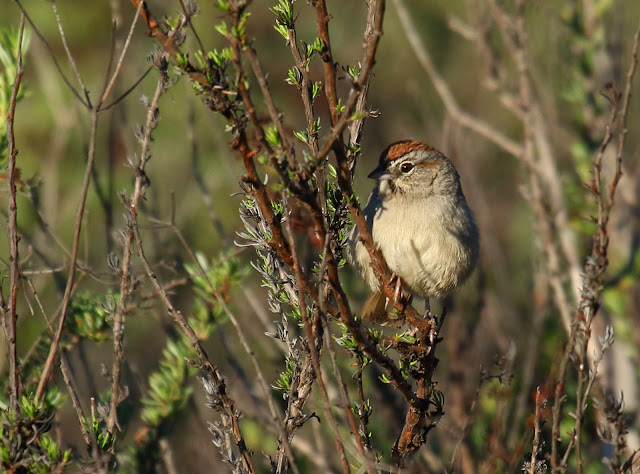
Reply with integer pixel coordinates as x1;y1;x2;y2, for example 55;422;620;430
1;0;640;472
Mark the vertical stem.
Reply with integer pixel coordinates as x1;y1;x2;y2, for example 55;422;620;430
36;107;101;402
5;14;26;412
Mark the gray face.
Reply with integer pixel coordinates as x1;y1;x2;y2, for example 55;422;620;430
369;150;457;197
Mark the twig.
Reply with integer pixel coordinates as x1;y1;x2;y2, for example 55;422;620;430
550;17;640;471
321;313;375;472
99;0;143;107
25;278;96;456
391;0;523;158
36;106;101;402
314;0;339;126
50;0;91;106
314;0;386;165
287;26;319;155
528;387;544;474
187;104;226;238
244;48;297;169
12;0;89;107
132;214;257;472
348;0;380;162
100;66;153;112
283;195;350;474
167;217;301;474
3;13;26;412
106;60;166;435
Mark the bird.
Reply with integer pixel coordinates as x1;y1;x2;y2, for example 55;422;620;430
349;140;479;324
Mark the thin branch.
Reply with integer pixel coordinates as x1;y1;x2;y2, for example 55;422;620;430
391;0;523;158
106;61;165;435
100;66;153;112
287;27;319;155
314;0;386;165
244;48;297;169
99;0;143;107
348;0;381;162
25;278;96;456
35;107;101;402
51;0;91;106
314;0;339;127
12;0;88;107
4;14;26;411
178;0;205;53
321;313;375;472
528;387;544;474
167;217;301;474
550;17;640;471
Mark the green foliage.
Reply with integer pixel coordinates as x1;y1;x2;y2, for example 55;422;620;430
66;292;117;343
286;66;302;86
83;411;114;452
0;26;30;167
0;391;70;473
265;125;281;147
273;358;296;395
141;336;195;426
271;0;294;40
141;253;246;426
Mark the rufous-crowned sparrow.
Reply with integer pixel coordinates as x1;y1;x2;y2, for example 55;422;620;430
349;140;479;324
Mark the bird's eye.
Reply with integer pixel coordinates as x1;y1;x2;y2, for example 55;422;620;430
400;162;414;173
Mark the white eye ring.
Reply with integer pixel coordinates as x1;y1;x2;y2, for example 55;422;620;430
400;162;414;173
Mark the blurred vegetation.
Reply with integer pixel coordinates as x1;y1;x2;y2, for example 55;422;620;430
0;0;639;472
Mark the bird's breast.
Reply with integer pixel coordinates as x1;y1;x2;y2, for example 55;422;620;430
368;195;477;298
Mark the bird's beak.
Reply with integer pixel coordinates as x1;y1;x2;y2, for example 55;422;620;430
367;165;391;180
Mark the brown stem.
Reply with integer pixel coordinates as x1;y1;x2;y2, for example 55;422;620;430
4;13;26;412
106;63;165;435
283;196;350;474
35;107;101;403
313;0;339;127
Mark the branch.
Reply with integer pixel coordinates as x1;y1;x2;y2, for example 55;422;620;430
392;0;523;158
3;13;26;412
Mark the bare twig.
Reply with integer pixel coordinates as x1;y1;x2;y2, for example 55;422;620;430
106;60;166;435
35;106;101;402
4;14;26;411
50;0;91;106
528;388;544;474
99;0;143;106
550;17;640;472
392;0;523;158
12;0;89;107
